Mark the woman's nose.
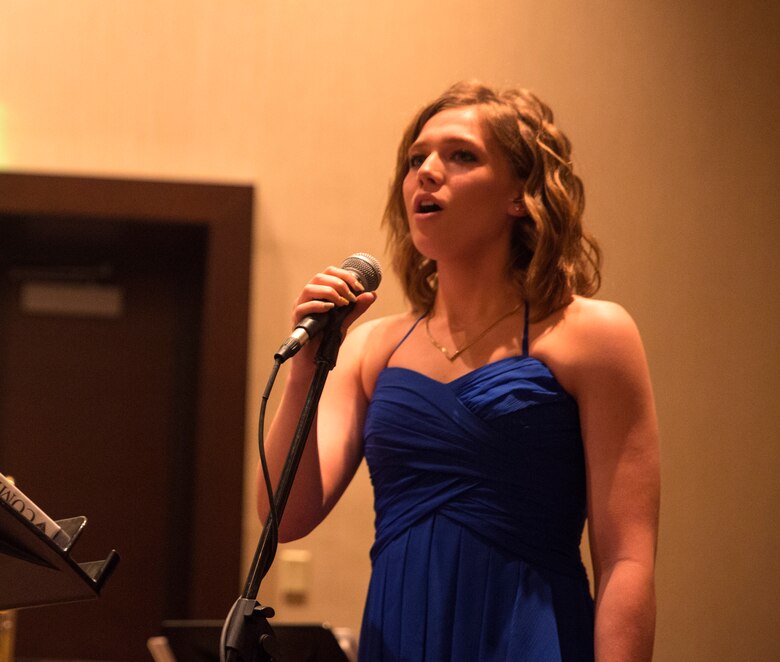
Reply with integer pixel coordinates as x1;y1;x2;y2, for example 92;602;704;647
417;153;444;186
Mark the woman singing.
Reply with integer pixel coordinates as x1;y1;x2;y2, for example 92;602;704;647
260;81;660;661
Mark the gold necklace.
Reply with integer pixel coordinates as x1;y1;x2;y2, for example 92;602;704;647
424;303;522;362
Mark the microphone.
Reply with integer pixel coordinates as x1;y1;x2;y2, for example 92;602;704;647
274;252;382;363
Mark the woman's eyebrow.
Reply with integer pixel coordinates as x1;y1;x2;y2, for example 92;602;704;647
408;135;482;153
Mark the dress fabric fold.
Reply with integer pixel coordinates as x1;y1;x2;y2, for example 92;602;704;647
360;356;595;661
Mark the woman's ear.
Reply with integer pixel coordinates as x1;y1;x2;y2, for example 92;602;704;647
508;194;527;218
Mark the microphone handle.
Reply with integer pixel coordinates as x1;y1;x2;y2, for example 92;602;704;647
274;301;355;363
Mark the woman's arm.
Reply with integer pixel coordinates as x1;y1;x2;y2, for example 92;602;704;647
569;301;660;661
257;266;377;542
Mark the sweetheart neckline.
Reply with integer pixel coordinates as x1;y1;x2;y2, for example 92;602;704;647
379;354;574;398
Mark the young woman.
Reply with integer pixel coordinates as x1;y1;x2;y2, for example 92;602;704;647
260;81;660;661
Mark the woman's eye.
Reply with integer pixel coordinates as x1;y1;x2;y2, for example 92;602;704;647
408;154;426;169
452;149;477;163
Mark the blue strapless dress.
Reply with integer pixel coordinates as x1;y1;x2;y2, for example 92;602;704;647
359;354;594;661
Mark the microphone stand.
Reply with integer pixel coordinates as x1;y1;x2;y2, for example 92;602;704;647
220;322;345;662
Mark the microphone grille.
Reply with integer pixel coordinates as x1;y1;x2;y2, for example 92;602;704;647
341;253;383;292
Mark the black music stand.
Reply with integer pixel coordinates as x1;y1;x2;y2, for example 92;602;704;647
0;497;119;610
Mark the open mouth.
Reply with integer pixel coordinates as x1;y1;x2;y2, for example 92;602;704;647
416;201;443;214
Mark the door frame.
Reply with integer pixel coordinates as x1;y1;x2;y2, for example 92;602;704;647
0;171;253;617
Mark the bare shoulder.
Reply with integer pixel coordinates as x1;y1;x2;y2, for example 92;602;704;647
341;311;422;396
576;298;651;394
563;296;643;349
532;296;649;398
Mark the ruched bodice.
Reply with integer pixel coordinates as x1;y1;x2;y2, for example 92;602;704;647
359;351;594;661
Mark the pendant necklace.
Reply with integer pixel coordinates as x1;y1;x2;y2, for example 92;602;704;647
424;303;522;362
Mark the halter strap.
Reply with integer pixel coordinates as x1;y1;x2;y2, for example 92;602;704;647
522;303;530;357
386;313;426;364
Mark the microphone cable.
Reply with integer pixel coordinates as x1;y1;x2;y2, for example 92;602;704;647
246;358;282;592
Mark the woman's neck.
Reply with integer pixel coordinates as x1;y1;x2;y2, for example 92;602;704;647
432;259;522;330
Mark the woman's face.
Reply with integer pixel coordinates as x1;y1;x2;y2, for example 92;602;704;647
402;105;523;265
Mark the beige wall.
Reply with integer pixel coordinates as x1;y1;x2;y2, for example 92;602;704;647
1;1;778;660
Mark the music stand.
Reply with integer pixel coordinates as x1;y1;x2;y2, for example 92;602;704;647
0;496;119;610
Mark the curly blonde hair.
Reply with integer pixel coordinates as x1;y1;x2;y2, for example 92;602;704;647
383;81;601;321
